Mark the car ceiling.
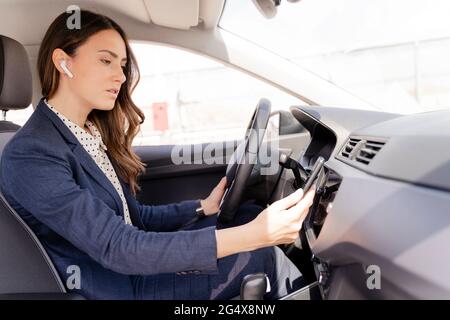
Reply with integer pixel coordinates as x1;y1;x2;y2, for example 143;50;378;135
0;0;225;45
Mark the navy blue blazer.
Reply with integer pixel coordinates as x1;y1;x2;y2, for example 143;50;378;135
0;98;218;299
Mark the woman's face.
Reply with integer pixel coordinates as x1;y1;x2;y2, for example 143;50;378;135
64;29;127;110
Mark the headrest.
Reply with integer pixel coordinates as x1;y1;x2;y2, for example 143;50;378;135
0;35;32;111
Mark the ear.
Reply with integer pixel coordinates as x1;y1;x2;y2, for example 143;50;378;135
51;48;72;75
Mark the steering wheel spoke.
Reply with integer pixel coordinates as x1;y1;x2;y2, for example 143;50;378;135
218;98;271;223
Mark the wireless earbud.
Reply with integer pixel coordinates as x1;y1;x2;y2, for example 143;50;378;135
60;60;74;78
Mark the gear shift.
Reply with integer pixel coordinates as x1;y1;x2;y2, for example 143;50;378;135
240;273;270;300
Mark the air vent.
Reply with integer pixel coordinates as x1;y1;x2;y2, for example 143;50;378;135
340;137;361;159
339;136;386;166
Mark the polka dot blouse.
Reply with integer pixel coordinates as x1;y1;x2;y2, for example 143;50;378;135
44;100;133;226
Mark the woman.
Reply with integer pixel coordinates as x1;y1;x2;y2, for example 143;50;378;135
0;10;315;300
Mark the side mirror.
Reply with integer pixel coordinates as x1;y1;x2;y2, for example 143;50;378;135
269;110;304;136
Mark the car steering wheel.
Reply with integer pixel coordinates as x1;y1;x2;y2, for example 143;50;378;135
217;98;271;223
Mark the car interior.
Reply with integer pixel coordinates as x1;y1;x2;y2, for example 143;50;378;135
0;0;449;300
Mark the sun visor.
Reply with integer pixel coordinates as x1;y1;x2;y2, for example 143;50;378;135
145;0;199;30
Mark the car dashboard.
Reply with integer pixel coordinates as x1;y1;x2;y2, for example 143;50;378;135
276;105;450;299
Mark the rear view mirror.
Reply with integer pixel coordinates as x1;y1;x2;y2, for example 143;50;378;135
252;0;302;19
251;0;280;19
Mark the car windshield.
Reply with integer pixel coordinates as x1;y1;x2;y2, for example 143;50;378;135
220;0;450;114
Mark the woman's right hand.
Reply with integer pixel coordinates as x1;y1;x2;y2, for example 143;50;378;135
248;188;316;247
215;188;316;258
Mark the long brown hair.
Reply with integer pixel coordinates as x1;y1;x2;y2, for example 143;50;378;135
37;9;145;195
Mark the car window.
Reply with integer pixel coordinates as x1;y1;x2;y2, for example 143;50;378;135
130;42;305;146
6;42;305;143
4;106;34;126
220;0;450;114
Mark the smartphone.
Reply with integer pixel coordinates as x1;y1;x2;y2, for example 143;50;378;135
302;156;325;194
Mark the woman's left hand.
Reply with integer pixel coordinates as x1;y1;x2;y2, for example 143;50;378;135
200;177;227;216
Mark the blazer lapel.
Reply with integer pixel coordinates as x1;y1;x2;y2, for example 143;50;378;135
71;144;125;216
119;180;146;230
36;99;125;217
111;162;146;230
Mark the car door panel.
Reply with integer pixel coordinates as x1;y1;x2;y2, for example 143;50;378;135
134;142;237;205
